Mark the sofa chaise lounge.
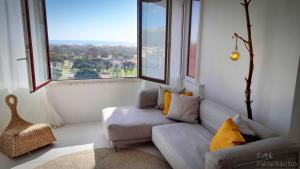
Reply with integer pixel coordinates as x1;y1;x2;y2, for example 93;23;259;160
102;88;300;169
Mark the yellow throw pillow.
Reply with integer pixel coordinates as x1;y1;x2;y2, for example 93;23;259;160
162;91;172;115
210;118;246;152
162;91;193;115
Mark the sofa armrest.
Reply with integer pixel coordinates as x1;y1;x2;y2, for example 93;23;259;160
205;137;300;169
137;88;158;109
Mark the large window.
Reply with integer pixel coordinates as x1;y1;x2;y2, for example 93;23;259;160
187;0;200;78
22;0;171;92
138;0;170;84
46;0;138;80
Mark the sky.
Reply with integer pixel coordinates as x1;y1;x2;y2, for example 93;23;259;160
45;0;138;42
142;2;166;32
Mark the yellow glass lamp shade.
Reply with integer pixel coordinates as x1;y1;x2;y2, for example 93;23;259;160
230;51;240;61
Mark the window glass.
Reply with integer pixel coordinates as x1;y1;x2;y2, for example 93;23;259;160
187;0;200;78
140;0;168;82
26;0;50;89
45;0;138;80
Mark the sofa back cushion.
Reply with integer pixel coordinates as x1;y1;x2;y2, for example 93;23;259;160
199;100;278;139
200;100;236;134
137;88;158;109
244;118;278;139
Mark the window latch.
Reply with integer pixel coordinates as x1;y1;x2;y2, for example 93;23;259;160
16;57;28;61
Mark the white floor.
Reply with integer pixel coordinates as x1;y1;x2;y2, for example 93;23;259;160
0;122;163;169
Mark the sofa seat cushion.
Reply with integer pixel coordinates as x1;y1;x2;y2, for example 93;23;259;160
102;106;176;142
152;123;214;169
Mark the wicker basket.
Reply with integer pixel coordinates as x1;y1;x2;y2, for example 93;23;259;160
0;94;56;158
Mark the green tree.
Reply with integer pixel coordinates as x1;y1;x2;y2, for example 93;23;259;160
78;62;93;69
103;60;113;70
96;61;106;73
100;51;109;58
50;54;64;63
72;59;87;69
112;65;121;78
121;61;136;75
74;68;99;80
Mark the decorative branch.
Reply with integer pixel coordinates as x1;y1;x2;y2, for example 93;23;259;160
233;33;250;52
243;41;250;52
240;0;252;6
233;33;248;44
243;0;254;120
233;0;255;120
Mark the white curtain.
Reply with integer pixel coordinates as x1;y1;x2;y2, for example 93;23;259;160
0;0;64;133
169;0;185;87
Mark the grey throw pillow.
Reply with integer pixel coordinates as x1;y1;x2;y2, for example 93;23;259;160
156;86;185;110
166;93;200;124
137;88;158;109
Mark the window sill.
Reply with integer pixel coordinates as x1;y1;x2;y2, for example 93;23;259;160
184;76;197;84
49;78;141;86
183;76;204;85
183;76;205;95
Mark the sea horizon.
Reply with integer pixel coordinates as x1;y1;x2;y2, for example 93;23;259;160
49;40;137;47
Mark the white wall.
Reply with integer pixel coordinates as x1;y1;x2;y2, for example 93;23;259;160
1;79;142;129
199;0;300;135
47;80;142;124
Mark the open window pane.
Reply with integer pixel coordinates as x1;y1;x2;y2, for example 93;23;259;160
45;0;137;80
139;0;169;83
24;0;51;91
187;0;200;78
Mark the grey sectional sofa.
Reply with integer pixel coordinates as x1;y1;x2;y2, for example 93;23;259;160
102;88;300;169
102;106;176;147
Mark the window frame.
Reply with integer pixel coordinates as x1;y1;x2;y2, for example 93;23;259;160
137;0;171;84
22;0;173;91
23;0;141;89
22;0;52;92
185;0;201;80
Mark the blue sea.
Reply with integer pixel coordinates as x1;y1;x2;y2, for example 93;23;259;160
49;40;137;47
